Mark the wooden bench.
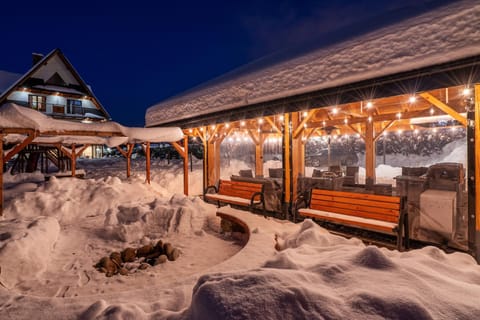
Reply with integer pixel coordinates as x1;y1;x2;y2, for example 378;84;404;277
295;189;409;250
204;179;265;213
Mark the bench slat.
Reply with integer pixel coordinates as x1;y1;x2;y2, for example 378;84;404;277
299;209;396;234
309;203;399;222
312;189;400;204
310;199;400;217
311;194;400;210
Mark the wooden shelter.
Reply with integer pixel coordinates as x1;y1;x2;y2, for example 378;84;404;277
145;1;480;260
0;103;187;216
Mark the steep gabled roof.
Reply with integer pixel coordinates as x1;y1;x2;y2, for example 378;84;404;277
0;48;111;120
146;0;480;127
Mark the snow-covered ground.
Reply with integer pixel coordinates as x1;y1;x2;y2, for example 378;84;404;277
1;138;479;319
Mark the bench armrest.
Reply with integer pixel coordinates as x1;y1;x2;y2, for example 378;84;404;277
204;185;218;196
293;191;309;222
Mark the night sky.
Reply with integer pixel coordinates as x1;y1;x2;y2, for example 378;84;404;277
0;0;453;127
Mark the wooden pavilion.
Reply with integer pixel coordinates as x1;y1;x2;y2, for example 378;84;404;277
0;104;187;216
145;1;480;260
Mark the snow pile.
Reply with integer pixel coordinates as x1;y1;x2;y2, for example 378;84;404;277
0;216;60;289
104;194;214;242
186;219;480;320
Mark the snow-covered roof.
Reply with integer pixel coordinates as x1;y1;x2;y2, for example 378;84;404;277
146;0;480;127
0;103;183;146
0;70;22;94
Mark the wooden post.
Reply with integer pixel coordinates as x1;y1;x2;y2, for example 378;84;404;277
255;134;264;177
207;140;220;186
183;136;189;196
71;144;76;177
126;144;134;178
145;142;151;184
475;84;480;261
291;112;303;202
365;119;376;188
0;134;3;216
283;113;292;209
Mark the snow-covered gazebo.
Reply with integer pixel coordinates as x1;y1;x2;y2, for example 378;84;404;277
0;103;186;215
145;1;480;261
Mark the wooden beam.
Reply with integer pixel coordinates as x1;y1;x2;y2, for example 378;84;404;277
420;92;467;126
348;124;365;140
365;120;376;188
172;141;186;158
247;129;260;145
126;143;134;178
255;133;265;177
115;146;128;158
145;142;151;184
71;144;76;177
374;120;396;141
183;136;188;195
284;113;292;204
475;84;480;233
3;131;36;162
264;116;282;134
293;110;315;139
75;144;91;158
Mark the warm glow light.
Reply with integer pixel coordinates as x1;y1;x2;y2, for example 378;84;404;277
432;127;437;133
303;111;308;117
322;121;326;126
397;129;403;135
451;127;456;132
409;96;416;103
332;107;338;115
225;123;230;128
211;124;216;129
200;127;204;131
258;118;264;124
344;118;348;124
368;116;372;122
356;133;361;138
257;128;261;132
279;115;284;122
240;121;246;126
366;101;373;109
192;136;197;141
414;129;419;134
333;135;338;139
463;87;472;96
430;108;435;115
243;137;249;142
303;123;307;128
396;112;402;119
228;137;233;142
188;128;193;133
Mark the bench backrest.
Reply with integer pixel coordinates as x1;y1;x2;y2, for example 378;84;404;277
309;189;401;222
218;179;263;199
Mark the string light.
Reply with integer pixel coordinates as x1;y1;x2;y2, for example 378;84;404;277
258;118;264;124
396;112;402;119
211;124;216;129
344;118;348;124
332;107;338;115
463;87;472;96
430;108;435;115
279;115;284;122
240;121;246;126
225;123;230;128
188;128;193;133
366;101;373;109
409;96;417;103
368;116;372;122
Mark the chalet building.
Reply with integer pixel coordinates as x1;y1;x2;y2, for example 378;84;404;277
146;1;480;261
0;48;111;159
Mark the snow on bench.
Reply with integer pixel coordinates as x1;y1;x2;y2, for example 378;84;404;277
296;189;409;250
204;179;265;214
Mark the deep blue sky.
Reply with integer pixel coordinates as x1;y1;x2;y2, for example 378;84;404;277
0;0;453;126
